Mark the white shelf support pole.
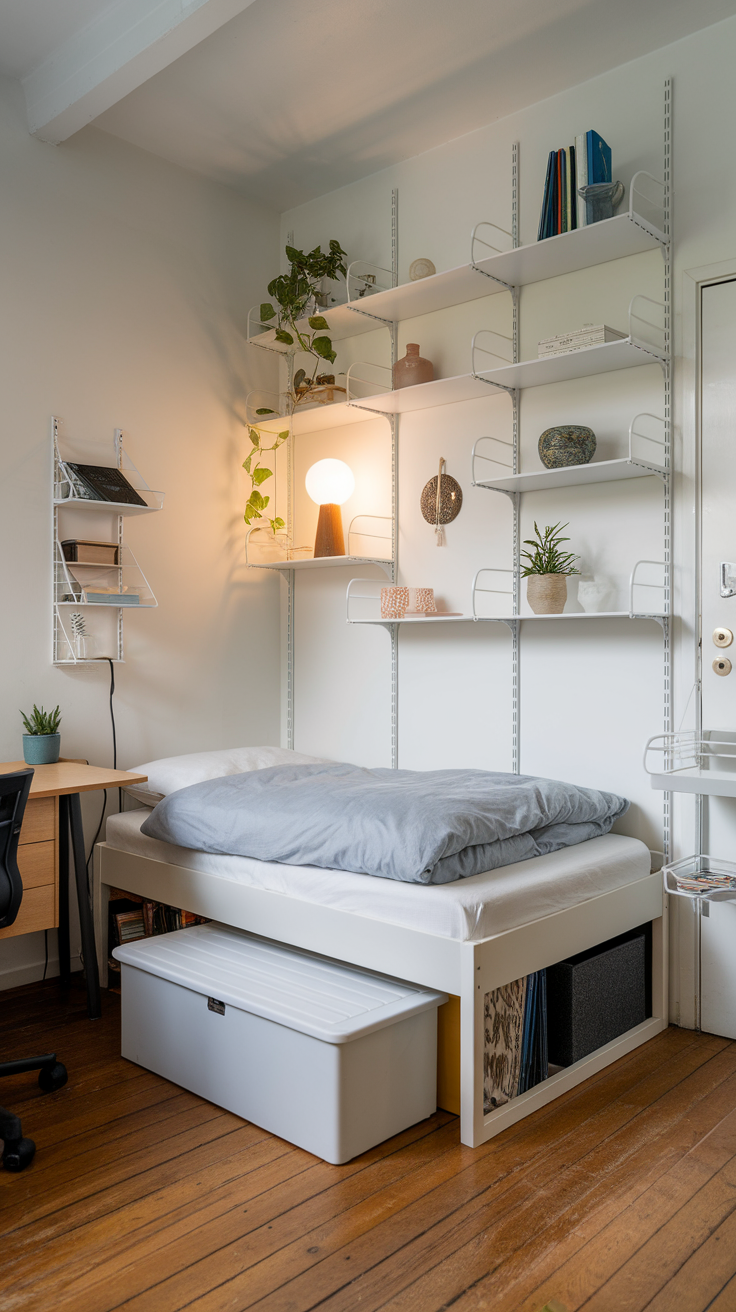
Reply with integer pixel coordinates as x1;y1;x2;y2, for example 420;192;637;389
511;142;521;773
663;76;673;868
391;187;400;768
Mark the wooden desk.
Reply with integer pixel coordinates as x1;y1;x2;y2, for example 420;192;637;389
0;760;147;1019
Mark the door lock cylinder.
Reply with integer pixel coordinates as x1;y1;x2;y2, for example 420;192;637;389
713;627;734;648
713;657;732;677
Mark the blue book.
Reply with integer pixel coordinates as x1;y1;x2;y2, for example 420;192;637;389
538;151;555;241
586;130;612;185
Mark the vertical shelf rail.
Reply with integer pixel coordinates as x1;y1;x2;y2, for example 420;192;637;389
663;76;673;865
511;141;521;774
391;186;400;768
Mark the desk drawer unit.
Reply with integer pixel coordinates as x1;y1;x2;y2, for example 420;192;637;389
0;798;58;939
115;923;447;1164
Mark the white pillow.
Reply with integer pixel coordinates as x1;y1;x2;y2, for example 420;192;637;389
125;745;329;807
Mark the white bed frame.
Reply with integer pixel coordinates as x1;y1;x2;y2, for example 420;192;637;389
94;844;667;1148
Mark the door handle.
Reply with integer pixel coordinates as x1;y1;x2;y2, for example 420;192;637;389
720;563;736;598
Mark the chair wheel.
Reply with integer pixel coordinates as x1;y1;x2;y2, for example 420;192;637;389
38;1062;67;1093
3;1137;36;1172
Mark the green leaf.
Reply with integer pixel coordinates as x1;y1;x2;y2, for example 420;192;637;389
270;517;286;532
312;335;337;362
284;245;300;264
274;329;294;346
308;315;329;330
255;407;275;415
260;303;276;322
248;428;260;446
278;431;290;442
252;466;272;486
293;368;306;390
242;455;252;473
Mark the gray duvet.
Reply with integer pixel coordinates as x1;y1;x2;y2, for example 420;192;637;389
140;763;629;886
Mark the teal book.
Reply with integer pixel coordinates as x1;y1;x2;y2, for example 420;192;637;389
587;130;612;184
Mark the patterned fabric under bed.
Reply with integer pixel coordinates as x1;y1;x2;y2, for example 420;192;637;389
104;811;650;944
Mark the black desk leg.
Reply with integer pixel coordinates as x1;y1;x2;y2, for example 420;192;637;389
57;797;71;985
68;792;101;1020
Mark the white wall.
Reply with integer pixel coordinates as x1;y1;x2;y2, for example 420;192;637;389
0;76;281;987
280;16;736;1022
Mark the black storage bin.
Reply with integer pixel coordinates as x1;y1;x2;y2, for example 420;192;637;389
547;925;650;1067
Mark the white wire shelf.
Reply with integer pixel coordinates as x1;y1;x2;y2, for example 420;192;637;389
347;562;668;627
53;492;164;515
349;337;666;415
345;208;666;327
645;732;736;796
246;517;393;572
255;556;393;573
248;402;388;435
247;301;384;351
662;855;736;902
474;457;666;494
472;413;667;492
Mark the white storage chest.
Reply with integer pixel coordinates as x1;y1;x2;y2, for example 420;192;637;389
113;923;447;1163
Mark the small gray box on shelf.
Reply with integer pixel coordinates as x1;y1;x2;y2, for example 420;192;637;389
547;927;648;1067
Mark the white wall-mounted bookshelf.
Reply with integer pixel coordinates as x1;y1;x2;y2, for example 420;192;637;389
52;418;163;665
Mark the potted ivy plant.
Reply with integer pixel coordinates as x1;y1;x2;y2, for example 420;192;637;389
257;240;349;410
520;522;580;614
20;704;62;765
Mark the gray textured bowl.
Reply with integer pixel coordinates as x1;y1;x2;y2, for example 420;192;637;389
538;425;596;469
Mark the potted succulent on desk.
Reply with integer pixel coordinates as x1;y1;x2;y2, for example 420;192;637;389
21;704;62;765
521;522;580;615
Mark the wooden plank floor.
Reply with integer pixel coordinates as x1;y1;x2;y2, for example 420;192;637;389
2;978;736;1312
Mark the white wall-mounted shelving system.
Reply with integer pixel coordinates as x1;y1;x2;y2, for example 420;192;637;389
247;88;672;815
52;416;163;665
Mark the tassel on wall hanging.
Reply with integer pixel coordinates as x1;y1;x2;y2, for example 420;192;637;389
420;457;463;546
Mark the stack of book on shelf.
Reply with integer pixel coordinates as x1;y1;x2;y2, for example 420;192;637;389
107;888;209;992
537;130;612;240
538;324;627;358
483;969;548;1112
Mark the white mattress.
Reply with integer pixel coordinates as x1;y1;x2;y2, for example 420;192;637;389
104;811;651;943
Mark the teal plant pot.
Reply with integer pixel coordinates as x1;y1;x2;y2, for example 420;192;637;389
22;734;60;765
538;425;596;469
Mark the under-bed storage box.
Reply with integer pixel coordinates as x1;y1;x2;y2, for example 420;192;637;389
113;923;447;1164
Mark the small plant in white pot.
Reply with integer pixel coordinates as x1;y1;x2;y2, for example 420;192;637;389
521;522;580;615
20;704;62;765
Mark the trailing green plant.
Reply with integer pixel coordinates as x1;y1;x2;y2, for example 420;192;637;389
257;240;348;406
242;426;288;530
21;704;62;736
520;522;580;577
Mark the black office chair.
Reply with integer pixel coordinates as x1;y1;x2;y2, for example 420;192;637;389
0;769;67;1172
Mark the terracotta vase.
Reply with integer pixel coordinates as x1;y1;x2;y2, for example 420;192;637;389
393;343;434;390
526;574;568;615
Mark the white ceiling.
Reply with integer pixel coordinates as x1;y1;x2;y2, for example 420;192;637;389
4;0;736;211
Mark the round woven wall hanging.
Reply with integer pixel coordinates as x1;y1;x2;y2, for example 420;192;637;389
420;472;463;525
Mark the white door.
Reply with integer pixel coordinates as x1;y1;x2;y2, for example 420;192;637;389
700;277;736;1039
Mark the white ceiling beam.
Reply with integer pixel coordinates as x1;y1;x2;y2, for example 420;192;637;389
23;0;259;143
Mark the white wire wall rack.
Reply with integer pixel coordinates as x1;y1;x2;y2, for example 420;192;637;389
472;412;667;493
245;516;393;573
645;732;736;796
345;297;668;418
661;855;736;903
52;417;163;666
347;565;669;628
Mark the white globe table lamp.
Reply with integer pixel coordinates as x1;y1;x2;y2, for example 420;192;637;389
305;459;355;557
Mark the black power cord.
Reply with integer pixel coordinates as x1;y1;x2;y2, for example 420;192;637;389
86;659;118;877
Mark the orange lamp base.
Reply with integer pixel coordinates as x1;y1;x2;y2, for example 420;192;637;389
314;503;345;557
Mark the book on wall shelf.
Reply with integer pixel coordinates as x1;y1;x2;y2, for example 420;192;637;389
537;130;612;241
